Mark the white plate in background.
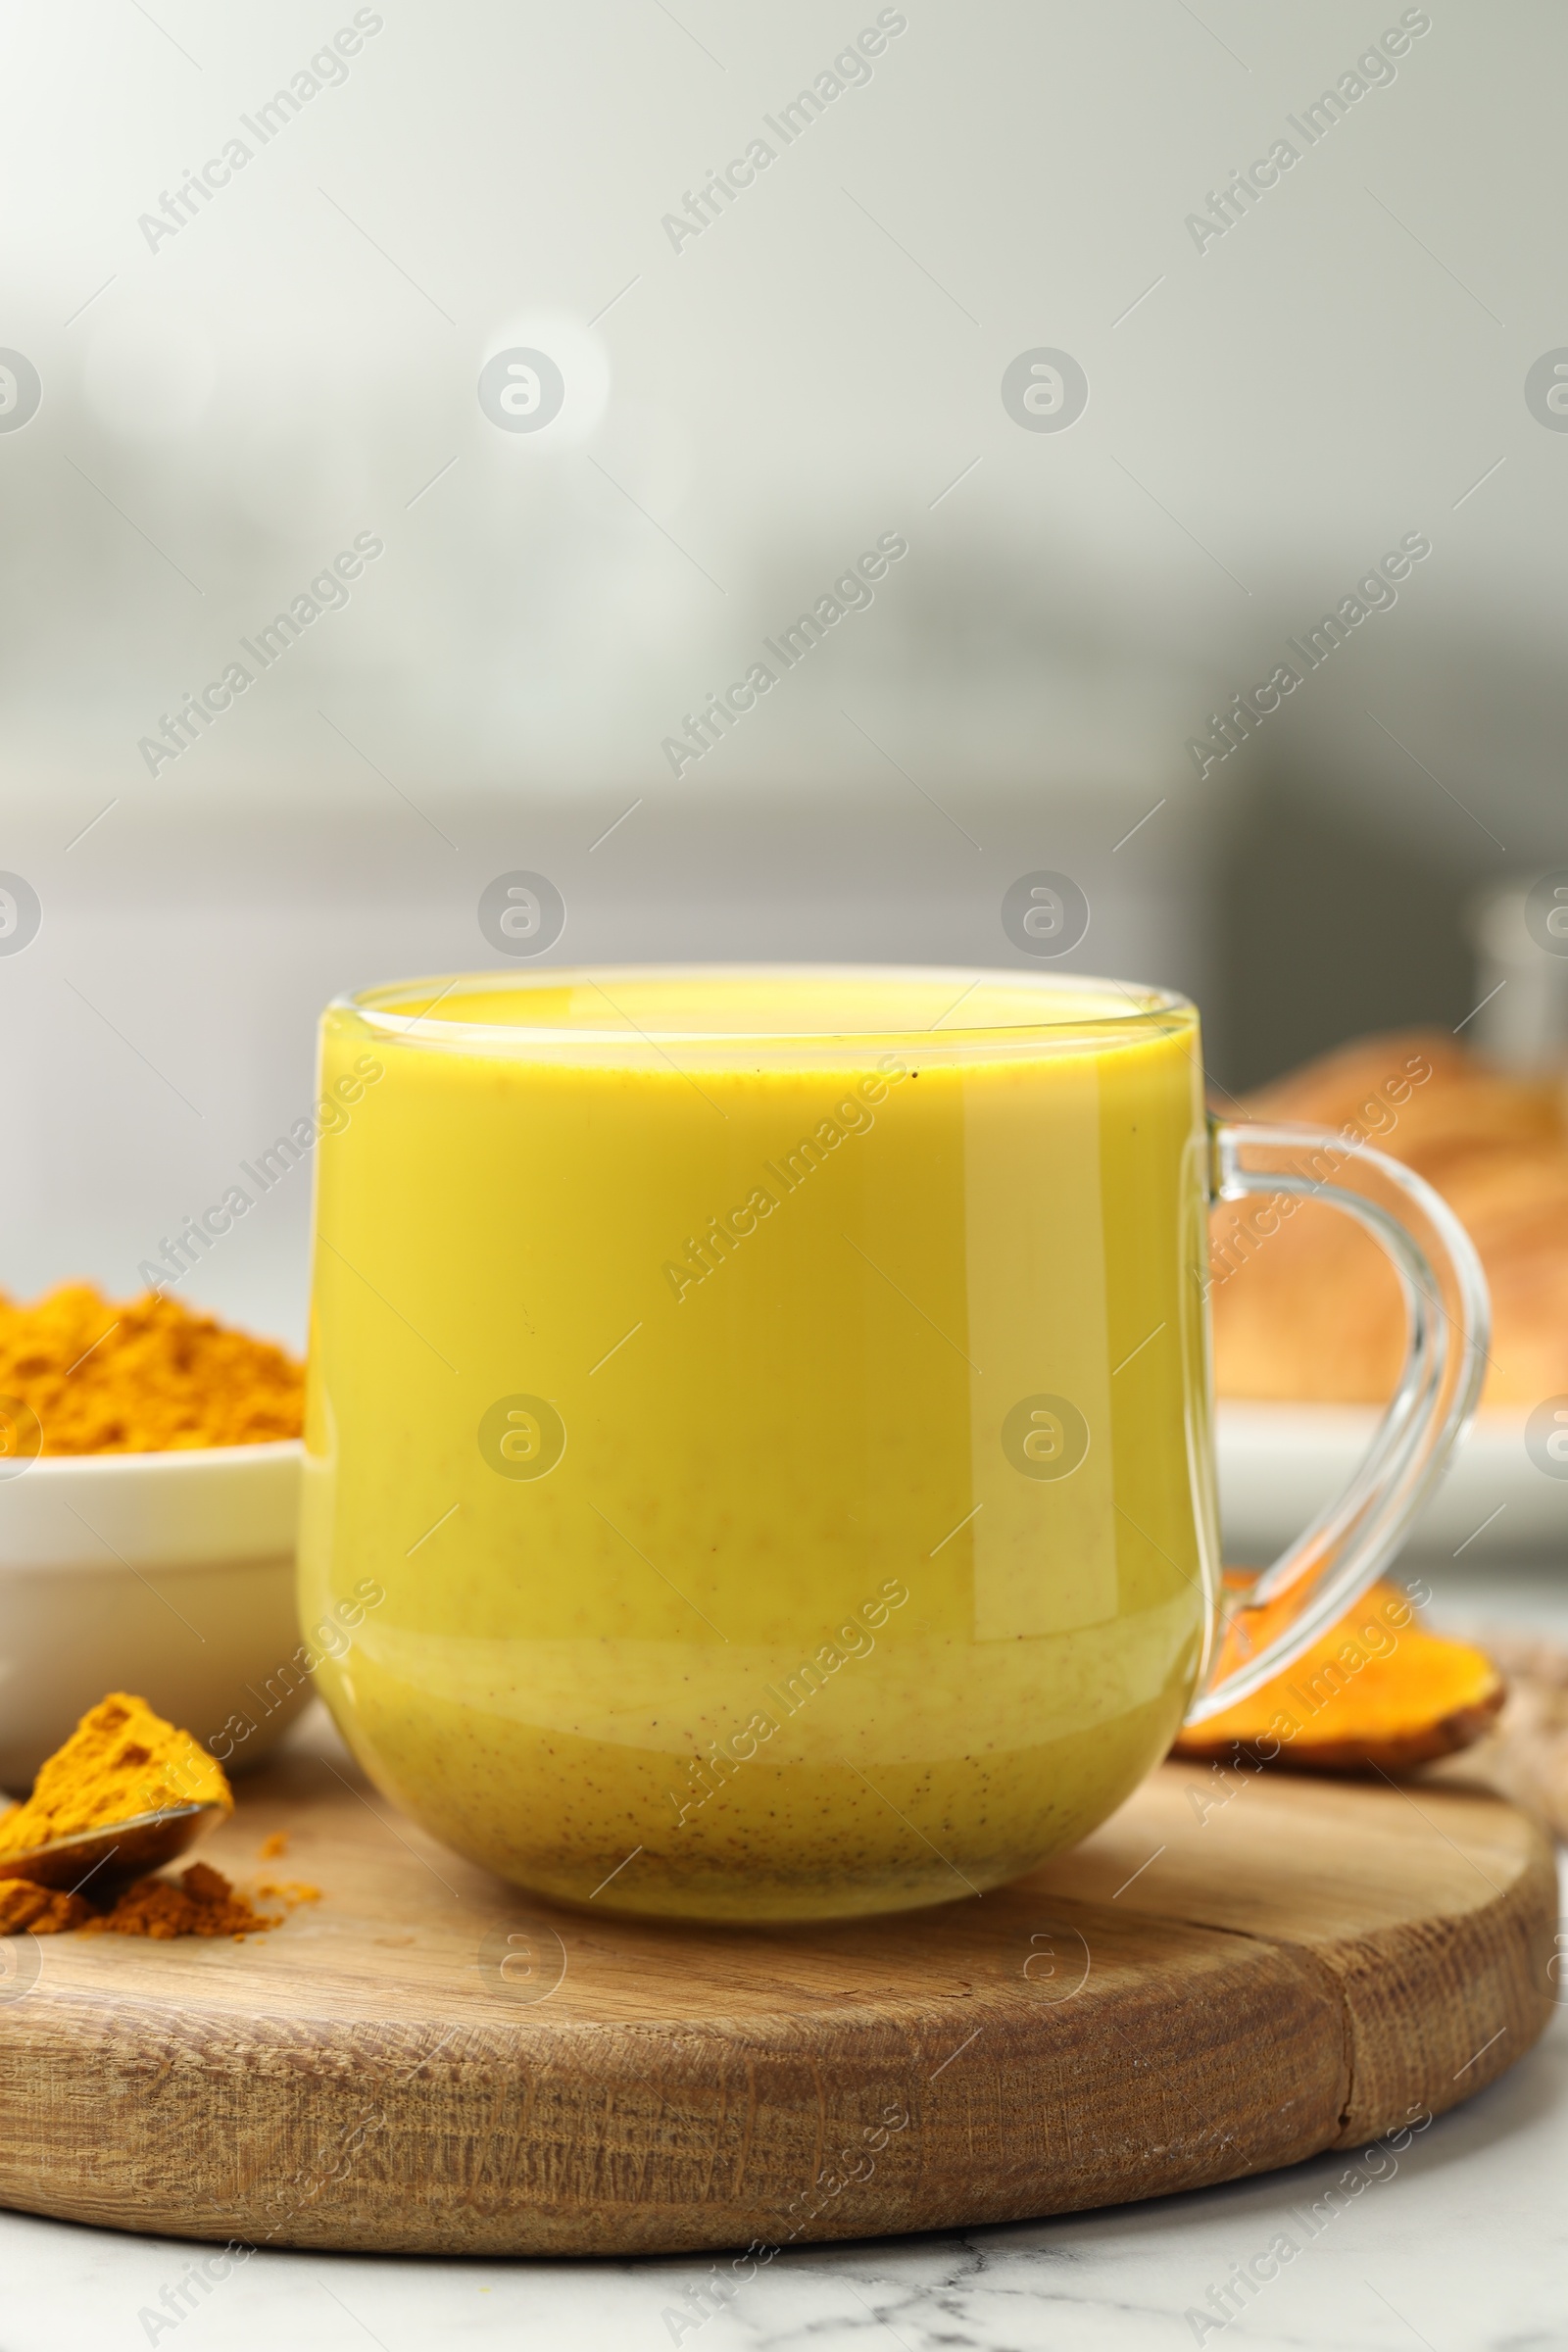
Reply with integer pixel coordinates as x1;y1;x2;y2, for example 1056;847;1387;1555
1216;1403;1567;1566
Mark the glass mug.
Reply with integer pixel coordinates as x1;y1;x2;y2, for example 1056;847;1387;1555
299;967;1486;1922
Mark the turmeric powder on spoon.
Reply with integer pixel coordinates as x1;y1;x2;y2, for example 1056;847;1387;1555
0;1692;230;1859
0;1695;288;1940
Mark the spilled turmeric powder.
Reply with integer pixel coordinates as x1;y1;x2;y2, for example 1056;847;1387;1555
0;1860;280;1939
0;1879;93;1935
0;1282;303;1455
0;1692;230;1863
83;1861;279;1939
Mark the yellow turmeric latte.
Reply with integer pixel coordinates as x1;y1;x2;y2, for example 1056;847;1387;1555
0;1285;302;1455
0;1692;231;1859
302;969;1215;1921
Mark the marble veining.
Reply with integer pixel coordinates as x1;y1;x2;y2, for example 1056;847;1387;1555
5;2010;1564;2352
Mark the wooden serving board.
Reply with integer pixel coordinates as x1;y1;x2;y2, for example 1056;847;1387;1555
0;1747;1555;2257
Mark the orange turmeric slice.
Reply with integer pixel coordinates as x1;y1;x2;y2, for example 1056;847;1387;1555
1173;1575;1504;1774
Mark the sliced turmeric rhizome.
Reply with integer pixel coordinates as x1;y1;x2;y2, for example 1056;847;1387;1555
1173;1576;1504;1773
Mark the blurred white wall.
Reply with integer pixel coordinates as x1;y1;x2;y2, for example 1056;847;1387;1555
0;0;1560;1336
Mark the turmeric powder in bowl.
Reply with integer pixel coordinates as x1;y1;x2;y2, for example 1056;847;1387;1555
0;1283;302;1454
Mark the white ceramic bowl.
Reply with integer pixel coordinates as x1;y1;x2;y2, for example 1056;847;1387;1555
0;1440;304;1791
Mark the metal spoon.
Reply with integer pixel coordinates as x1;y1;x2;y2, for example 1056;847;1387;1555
0;1800;228;1893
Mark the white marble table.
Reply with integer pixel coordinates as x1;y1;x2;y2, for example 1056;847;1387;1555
6;1556;1565;2352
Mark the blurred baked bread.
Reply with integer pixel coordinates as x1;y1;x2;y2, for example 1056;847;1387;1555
1208;1030;1568;1405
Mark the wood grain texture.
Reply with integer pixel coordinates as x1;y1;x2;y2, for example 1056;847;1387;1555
0;1750;1554;2256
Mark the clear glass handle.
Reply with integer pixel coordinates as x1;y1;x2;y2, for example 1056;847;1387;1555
1185;1118;1491;1723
